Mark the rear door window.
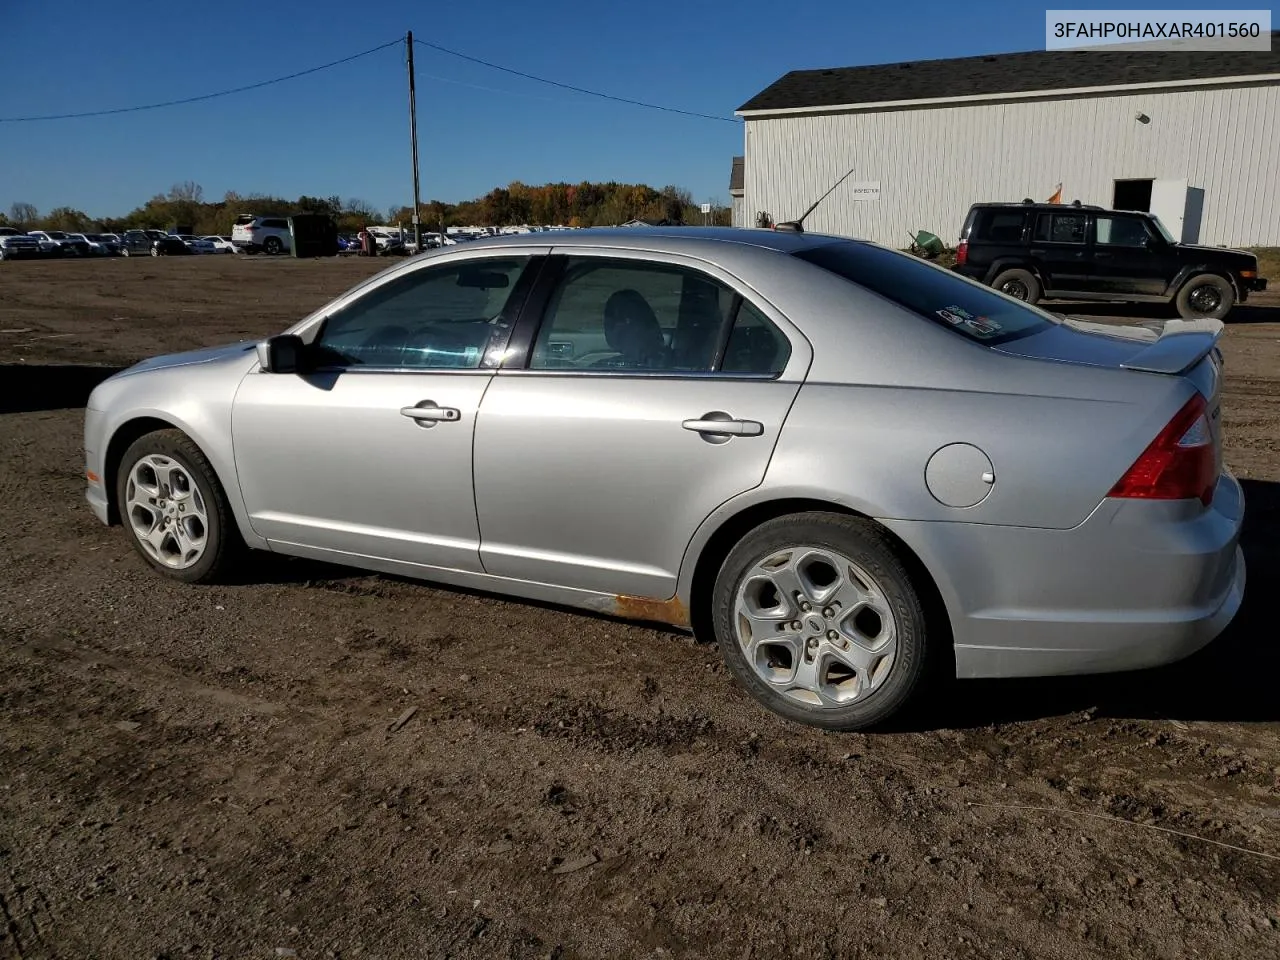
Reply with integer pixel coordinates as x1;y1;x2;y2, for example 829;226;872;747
793;241;1054;346
1034;213;1087;244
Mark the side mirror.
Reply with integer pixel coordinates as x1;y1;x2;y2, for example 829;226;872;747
256;334;306;373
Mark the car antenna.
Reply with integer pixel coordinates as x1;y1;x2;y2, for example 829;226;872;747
773;165;858;233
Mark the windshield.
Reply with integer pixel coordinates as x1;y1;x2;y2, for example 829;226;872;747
47;232;68;239
1148;216;1177;244
794;241;1056;346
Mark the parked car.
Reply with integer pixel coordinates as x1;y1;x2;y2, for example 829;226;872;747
0;227;42;260
177;235;217;254
202;235;238;254
120;229;189;257
953;200;1267;320
82;228;1246;731
29;230;90;256
231;214;291;255
70;233;118;256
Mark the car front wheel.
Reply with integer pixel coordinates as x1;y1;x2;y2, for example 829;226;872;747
116;429;241;583
1175;273;1234;320
712;512;933;731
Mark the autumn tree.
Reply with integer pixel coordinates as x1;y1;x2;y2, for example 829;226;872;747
42;207;94;231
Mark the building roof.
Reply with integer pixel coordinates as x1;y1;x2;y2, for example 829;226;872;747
737;33;1280;113
729;156;744;193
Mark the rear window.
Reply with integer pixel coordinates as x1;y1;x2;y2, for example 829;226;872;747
793;241;1054;346
234;214;256;225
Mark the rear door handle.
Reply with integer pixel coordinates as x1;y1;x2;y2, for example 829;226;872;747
400;401;461;425
682;416;764;437
1094;252;1112;259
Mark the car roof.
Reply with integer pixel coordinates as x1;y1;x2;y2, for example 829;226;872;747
441;226;867;256
969;202;1108;212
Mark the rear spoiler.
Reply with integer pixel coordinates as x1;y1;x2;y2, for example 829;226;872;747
1119;318;1224;375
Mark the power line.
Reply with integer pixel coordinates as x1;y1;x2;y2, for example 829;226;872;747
0;38;402;123
414;38;742;124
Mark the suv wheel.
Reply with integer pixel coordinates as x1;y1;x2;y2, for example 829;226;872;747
1175;274;1234;320
711;512;933;731
990;268;1041;304
264;237;283;255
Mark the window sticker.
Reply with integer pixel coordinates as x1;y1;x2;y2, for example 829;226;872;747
964;316;1001;337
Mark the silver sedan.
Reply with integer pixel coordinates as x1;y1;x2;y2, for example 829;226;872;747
83;228;1246;730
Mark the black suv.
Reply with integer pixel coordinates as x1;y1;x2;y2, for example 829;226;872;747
953;201;1266;320
120;229;190;257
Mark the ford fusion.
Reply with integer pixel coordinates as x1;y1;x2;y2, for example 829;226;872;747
84;227;1246;730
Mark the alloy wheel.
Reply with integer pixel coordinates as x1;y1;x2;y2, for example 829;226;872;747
124;454;209;569
733;547;897;707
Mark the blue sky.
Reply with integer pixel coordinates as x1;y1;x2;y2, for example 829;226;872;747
0;1;1221;219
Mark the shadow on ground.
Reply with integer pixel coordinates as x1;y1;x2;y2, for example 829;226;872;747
246;481;1280;728
1;364;125;414
1047;299;1280;325
925;478;1280;729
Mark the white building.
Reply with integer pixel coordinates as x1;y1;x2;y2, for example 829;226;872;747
735;36;1280;247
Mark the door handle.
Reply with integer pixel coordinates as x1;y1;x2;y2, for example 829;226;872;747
1094;252;1112;259
682;415;764;437
400;401;461;426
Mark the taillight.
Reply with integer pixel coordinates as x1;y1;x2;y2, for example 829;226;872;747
1109;394;1216;506
956;239;968;265
244;225;258;232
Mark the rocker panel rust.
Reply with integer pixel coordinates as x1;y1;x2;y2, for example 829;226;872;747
612;594;690;628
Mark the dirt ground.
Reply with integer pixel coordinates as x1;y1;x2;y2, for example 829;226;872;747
2;255;1278;960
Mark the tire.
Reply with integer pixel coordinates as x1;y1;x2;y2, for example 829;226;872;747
990;268;1041;304
263;237;283;255
115;429;243;584
122;248;131;257
1175;273;1234;320
711;512;934;731
151;246;160;257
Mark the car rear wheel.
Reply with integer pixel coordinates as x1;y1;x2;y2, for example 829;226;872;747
116;429;242;584
991;268;1041;304
264;237;283;255
712;512;932;731
1175;274;1234;320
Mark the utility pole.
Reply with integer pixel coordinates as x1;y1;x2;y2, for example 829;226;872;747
406;31;422;252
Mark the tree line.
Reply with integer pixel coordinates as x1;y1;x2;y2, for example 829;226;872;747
2;180;731;236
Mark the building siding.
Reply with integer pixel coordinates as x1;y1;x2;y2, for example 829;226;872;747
731;195;745;228
743;83;1280;247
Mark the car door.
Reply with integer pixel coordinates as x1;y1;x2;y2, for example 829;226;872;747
1088;213;1165;296
472;251;810;600
1029;211;1090;294
231;253;542;572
